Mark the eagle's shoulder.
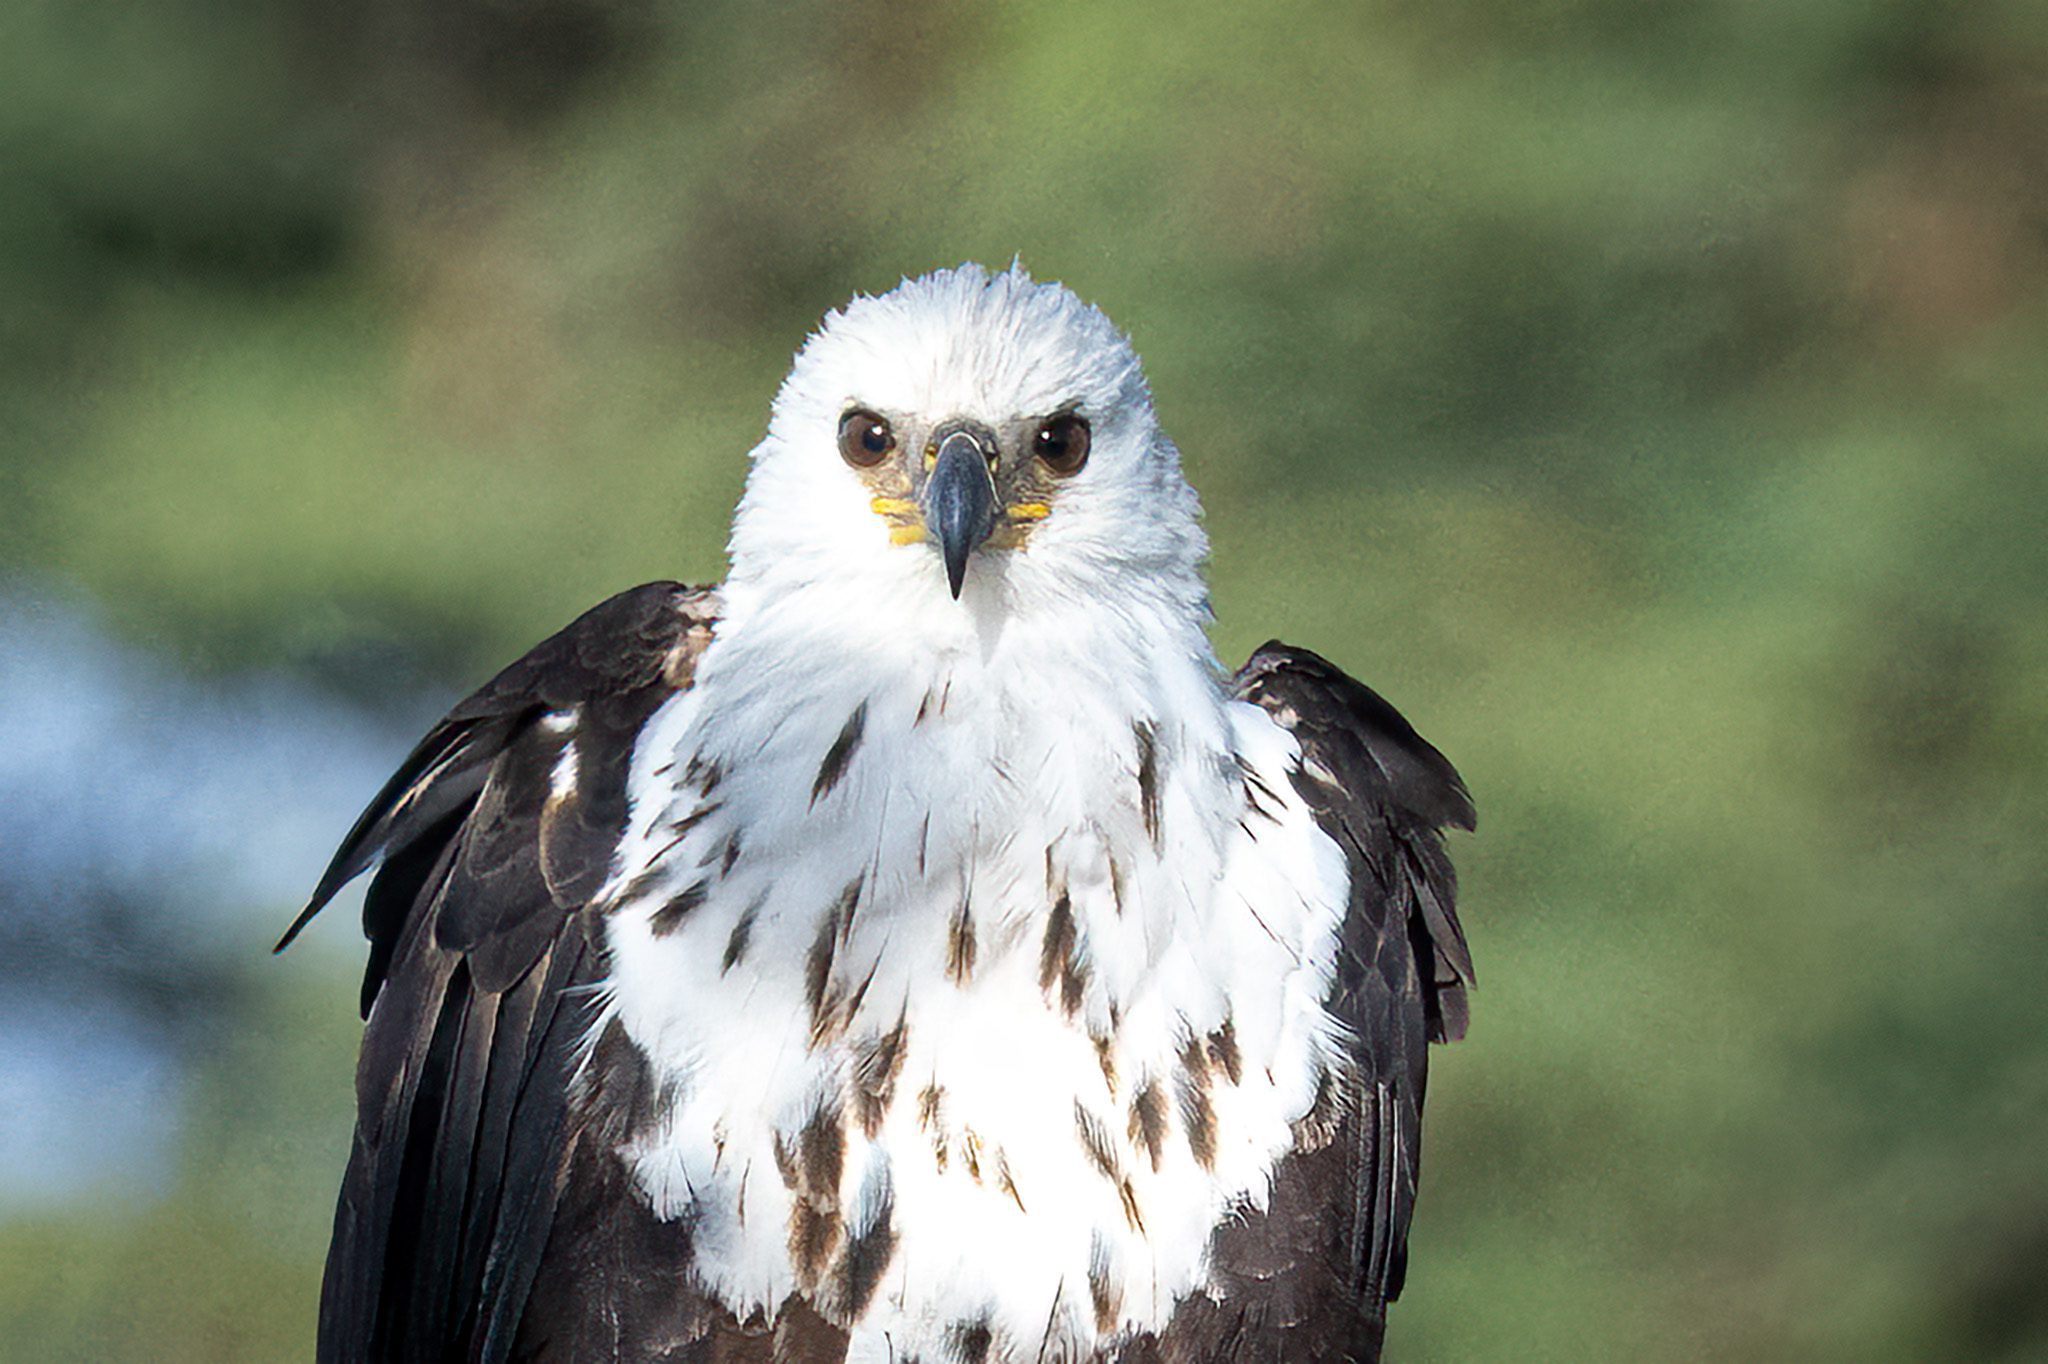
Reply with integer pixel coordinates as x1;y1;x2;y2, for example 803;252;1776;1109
442;580;720;727
1232;640;1475;837
1232;638;1474;1039
282;581;719;1008
287;581;721;1364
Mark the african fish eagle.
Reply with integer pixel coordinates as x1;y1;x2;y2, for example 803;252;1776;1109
282;263;1476;1363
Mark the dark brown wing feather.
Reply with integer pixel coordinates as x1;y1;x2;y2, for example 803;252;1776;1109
1150;641;1473;1363
283;582;720;1364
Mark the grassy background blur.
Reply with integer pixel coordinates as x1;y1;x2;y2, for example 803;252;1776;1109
3;0;2045;1359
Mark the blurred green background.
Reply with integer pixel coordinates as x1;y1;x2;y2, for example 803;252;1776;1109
2;0;2044;1359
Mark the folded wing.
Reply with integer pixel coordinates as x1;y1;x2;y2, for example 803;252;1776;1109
1171;641;1473;1361
281;582;718;1364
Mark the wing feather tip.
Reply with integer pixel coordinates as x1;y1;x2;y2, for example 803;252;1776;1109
277;879;353;953
274;904;318;954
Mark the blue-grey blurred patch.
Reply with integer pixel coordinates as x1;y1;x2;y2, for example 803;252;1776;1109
0;580;435;1208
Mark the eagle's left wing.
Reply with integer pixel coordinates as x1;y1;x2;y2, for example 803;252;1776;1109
279;582;719;1364
1161;641;1473;1362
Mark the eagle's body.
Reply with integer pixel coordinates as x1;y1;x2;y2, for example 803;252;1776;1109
292;266;1474;1363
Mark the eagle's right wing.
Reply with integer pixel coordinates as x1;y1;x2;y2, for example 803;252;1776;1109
281;582;719;1364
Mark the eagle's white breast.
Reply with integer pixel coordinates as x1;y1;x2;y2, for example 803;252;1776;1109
597;606;1348;1361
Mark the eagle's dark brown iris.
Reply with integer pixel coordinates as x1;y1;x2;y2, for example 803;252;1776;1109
839;409;896;468
1032;413;1091;476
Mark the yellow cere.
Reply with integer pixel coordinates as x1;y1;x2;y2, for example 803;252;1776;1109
1007;503;1052;522
870;497;919;517
889;525;928;545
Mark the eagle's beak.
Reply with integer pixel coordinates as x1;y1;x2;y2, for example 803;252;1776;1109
923;427;998;599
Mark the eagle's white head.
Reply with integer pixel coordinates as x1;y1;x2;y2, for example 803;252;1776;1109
723;264;1209;638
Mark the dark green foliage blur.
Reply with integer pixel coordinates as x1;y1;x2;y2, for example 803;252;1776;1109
4;0;2044;1358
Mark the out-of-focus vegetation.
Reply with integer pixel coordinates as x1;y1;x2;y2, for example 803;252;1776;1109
3;0;2044;1358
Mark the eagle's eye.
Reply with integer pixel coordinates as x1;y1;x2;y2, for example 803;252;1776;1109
838;409;895;468
1033;413;1091;476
